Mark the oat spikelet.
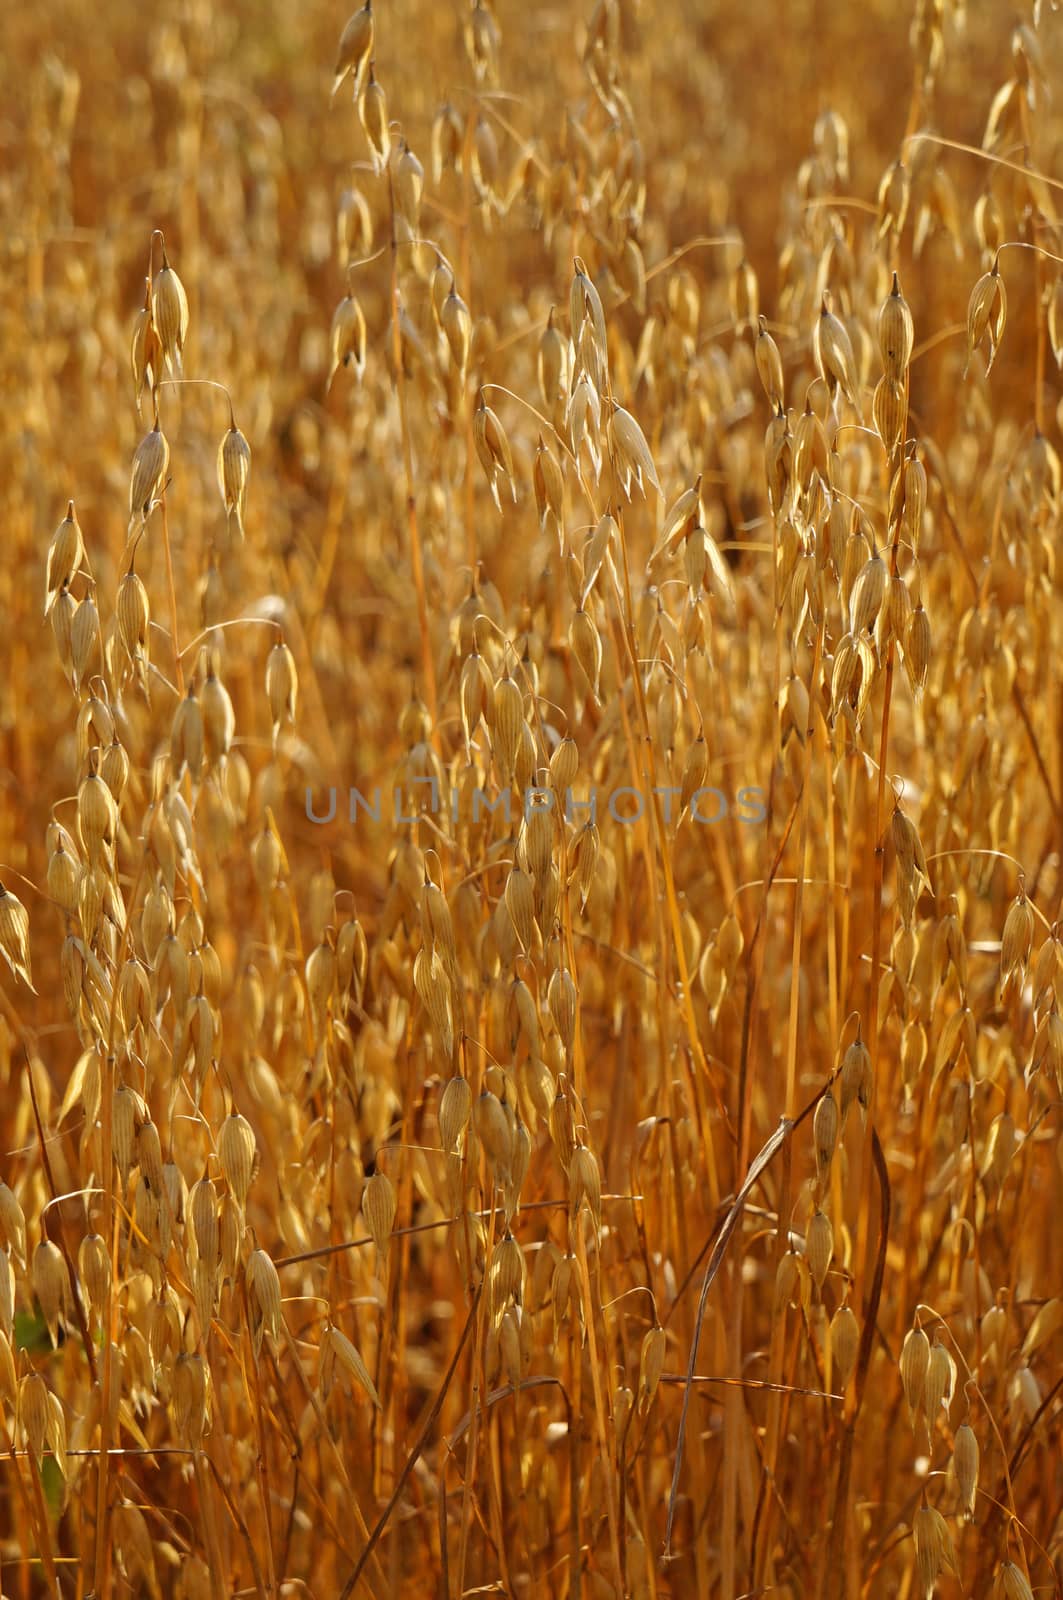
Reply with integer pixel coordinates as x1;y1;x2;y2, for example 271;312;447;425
333;1;374;99
912;1503;957;1599
569;1143;601;1226
439;1074;472;1153
953;1420;979;1520
608;401;661;498
0;1185;26;1268
18;1373;50;1466
246;1248;282;1353
755;317;785;409
830;1304;859;1388
327;291;367;389
152;249;189;377
219;1112;257;1209
130;277;160;414
358;66;390;173
217;419;251;539
323;1323;381;1407
879;272;914;379
813;1089;839;1184
266;640;298;749
32;1239;67;1347
45;501;84;615
363;1169;397;1261
0;882;34;991
465;0;501;84
129;421;170;523
637;1324;666;1413
393;139;424;232
441;284;472;380
965;257;1007;377
995;1563;1034;1600
473;394;515;509
814;291;862;418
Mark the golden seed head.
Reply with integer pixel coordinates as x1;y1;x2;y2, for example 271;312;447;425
489;1230;525;1317
549;736;579;792
814;291;862;416
201;667;236;764
306;935;337;1020
813;1089;839;1184
190;1177;219;1270
246;1248;282;1350
569;1143;601;1225
441;287;471;379
570;606;603;699
965;261;1007;378
995;1563;1034;1600
952;1420;979;1519
50;584;77;675
363;1168;397;1255
913;1503;956;1596
0;883;33;990
19;1372;51;1464
70;591;102;692
328;292;367;389
136;1118;165;1193
129;424;170;521
850;551;887;636
839;1035;873;1126
394;139;425;230
830;1303;859;1388
45;501;84;612
32;1238;67;1344
547;966;577;1051
538;315;568;407
1001;892;1034;978
217;422;252;537
130;279;161;411
218;1112;257;1209
112;1083;145;1180
333;1;374;97
491;675;524;778
900;1324;930;1420
0;1184;26;1266
473;1089;513;1183
152;256;190;375
171;687;205;781
358;71;391;172
266;641;298;739
873;373;908;453
638;1324;666;1411
324;1323;381;1407
924;1337;956;1421
473;397;515;508
439;1073;473;1153
413;944;453;1059
504;864;536;954
907;602;931;693
608;403;661;498
878;273;914;379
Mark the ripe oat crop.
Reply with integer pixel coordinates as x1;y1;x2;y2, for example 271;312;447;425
1;1;1062;1597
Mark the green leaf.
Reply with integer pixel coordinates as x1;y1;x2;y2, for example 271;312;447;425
14;1309;50;1354
40;1455;64;1517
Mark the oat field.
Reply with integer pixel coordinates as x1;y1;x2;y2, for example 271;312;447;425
0;0;1062;1595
